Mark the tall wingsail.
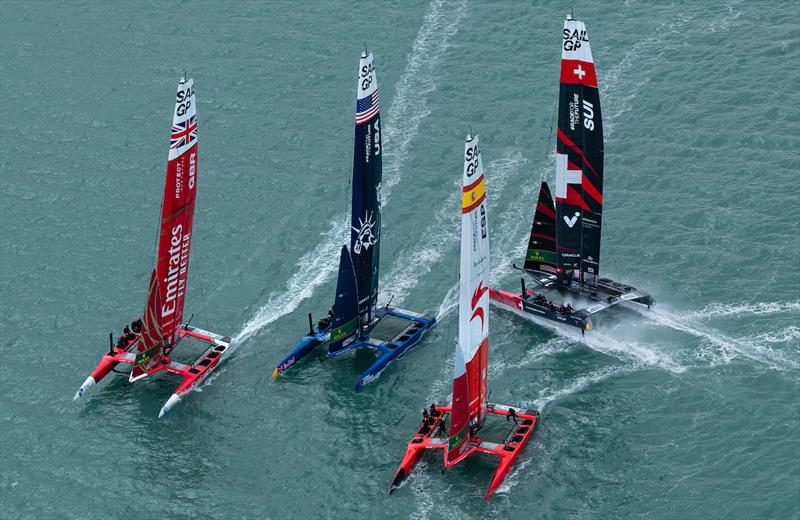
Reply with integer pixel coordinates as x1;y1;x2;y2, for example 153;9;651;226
524;182;557;273
555;15;604;283
328;246;360;354
446;135;490;467
158;77;198;343
130;270;164;381
350;52;382;324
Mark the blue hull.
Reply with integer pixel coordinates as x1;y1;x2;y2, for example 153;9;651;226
274;306;436;389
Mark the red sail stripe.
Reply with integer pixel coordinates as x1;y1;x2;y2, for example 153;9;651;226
536;201;555;219
557;129;598;176
558;185;591;212
463;174;484;192
582;174;603;205
530;232;554;241
560;59;598;87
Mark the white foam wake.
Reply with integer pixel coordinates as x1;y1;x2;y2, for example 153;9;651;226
381;0;468;201
233;0;467;345
382;153;525;306
631;306;799;372
685;301;800;319
531;364;637;412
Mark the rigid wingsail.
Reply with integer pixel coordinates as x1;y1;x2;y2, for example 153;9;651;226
389;134;539;500
490;13;654;332
272;51;436;390
73;76;231;417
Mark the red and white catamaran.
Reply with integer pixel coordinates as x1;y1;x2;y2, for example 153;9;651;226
389;135;539;500
73;77;231;417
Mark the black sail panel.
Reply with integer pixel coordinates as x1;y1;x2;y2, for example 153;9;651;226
524;182;557;273
350;52;382;322
555;15;604;283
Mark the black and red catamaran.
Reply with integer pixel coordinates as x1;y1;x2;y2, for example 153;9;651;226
74;77;231;417
389;135;539;500
490;13;654;332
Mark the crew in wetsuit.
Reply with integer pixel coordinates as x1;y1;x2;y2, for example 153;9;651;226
131;319;142;334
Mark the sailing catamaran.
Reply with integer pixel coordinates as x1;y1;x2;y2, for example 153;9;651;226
490;14;654;332
73;77;231;417
273;52;436;390
389;135;539;500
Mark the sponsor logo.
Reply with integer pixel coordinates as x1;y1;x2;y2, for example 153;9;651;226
352;210;377;255
188;152;196;189
563;28;589;52
175;83;195;117
465;143;480;177
360;60;375;91
161;224;191;319
470;281;489;334
569;93;580;131
564;211;580;228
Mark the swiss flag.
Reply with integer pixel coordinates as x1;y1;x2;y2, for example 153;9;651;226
560;59;597;87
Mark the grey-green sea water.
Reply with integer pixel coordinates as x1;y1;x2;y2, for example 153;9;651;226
1;1;798;518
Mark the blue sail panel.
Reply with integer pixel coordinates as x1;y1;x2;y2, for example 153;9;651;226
328;245;360;353
350;52;382;324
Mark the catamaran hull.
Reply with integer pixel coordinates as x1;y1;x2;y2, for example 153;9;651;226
73;324;231;417
275;306;436;390
389;403;539;500
490;288;591;331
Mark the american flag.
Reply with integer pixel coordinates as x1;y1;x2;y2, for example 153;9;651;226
170;115;198;150
355;90;380;125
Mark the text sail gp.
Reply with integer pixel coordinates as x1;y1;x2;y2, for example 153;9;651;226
73;76;233;417
272;51;436;390
489;12;654;333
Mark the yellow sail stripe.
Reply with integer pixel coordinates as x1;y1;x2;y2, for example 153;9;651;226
462;176;486;213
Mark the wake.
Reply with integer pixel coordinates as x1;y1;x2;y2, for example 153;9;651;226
233;0;468;345
684;300;800;319
629;305;800;371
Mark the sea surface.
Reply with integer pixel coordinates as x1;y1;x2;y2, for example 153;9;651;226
1;1;798;518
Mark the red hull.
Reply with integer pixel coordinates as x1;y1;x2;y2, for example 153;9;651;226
389;403;539;500
74;324;231;416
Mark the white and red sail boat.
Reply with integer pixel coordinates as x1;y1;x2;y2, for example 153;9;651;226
389;135;539;500
73;76;231;417
490;13;654;332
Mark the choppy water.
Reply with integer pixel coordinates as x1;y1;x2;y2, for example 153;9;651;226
1;1;798;518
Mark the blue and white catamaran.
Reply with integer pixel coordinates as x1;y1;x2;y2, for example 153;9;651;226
273;52;436;390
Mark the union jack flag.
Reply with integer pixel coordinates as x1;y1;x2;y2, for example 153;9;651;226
170;115;197;150
355;90;380;125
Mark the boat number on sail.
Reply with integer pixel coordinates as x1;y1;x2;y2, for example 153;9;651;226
465;143;480;177
360;62;375;91
175;84;194;117
563;28;589;51
352;210;377;255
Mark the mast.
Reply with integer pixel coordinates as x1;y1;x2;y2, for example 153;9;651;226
446;134;490;467
350;51;382;324
554;14;604;284
157;76;199;342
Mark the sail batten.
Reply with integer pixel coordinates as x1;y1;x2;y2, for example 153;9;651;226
350;52;382;323
446;135;490;466
555;16;604;283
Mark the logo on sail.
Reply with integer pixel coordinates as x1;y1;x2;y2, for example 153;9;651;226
564;211;580;228
352;210;377;255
